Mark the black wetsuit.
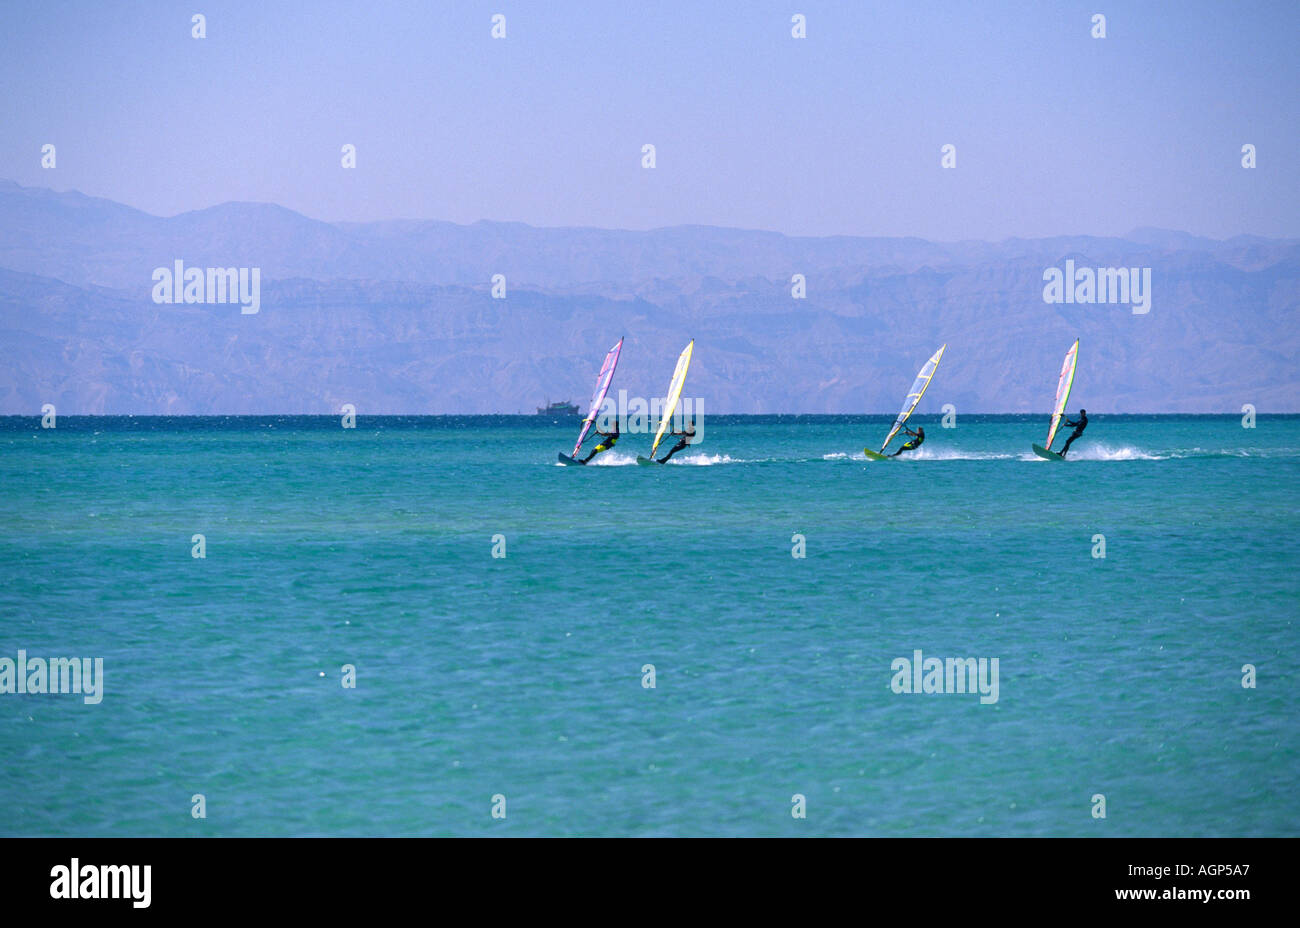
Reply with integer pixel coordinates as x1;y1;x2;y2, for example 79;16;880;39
1059;412;1088;458
889;428;924;457
581;427;619;463
658;429;695;463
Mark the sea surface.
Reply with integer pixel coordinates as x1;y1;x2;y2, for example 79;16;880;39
1;414;1296;837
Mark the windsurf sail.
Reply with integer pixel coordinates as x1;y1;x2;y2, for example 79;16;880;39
649;339;695;459
1044;339;1079;450
572;337;624;456
880;344;947;452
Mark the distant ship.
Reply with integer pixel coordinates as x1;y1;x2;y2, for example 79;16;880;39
536;399;581;416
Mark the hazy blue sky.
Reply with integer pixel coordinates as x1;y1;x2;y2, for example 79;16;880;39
2;0;1296;239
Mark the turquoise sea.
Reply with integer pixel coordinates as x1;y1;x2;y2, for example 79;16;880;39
1;414;1297;836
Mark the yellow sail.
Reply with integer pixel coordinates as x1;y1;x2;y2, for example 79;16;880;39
880;344;946;451
649;340;694;458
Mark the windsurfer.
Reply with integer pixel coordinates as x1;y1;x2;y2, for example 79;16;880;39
1058;409;1087;457
581;421;620;463
889;425;925;457
657;423;696;463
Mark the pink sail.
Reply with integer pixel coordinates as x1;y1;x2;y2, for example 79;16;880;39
572;337;623;456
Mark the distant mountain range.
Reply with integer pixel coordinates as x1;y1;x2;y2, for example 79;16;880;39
1;179;1296;414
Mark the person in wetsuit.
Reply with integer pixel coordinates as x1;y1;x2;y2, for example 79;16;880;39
1058;409;1088;458
889;425;924;457
657;423;696;463
580;421;620;463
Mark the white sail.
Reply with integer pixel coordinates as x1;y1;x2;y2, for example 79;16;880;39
572;338;623;456
1045;339;1080;450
